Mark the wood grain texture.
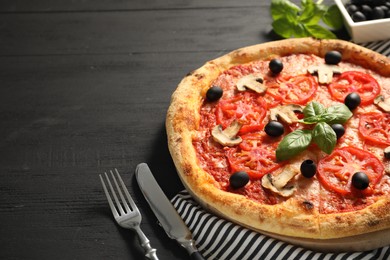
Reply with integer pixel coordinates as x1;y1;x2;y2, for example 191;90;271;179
0;0;261;12
0;6;272;56
0;52;207;259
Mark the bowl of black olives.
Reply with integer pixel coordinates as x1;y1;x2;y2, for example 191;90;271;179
334;0;390;42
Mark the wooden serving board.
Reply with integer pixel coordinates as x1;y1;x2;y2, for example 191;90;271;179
260;228;390;253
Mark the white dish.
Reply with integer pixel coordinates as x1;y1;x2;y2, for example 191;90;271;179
334;0;390;43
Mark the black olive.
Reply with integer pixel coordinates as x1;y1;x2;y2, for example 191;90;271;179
344;92;361;110
351;0;366;4
347;0;390;21
206;85;223;101
352;172;370;190
325;51;342;65
229;171;250;189
372;0;386;5
361;5;373;17
269;59;284;74
352;11;367;22
331;124;346;139
264;121;284;137
372;6;385;19
300;160;317;178
382;6;389;16
346;4;359;14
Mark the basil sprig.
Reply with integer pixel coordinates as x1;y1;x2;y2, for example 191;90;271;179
302;101;352;125
270;0;343;39
276;101;352;161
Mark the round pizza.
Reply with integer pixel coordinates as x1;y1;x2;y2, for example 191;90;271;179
166;38;390;245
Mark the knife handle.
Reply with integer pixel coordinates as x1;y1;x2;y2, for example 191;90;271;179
190;251;205;260
180;239;205;260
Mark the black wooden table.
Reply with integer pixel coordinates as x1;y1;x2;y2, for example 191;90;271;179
0;1;346;259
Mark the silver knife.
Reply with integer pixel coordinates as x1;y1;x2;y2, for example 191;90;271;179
135;163;205;260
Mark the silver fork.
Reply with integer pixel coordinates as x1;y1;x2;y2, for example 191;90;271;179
99;169;158;260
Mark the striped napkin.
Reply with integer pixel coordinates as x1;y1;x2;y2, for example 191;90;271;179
170;40;390;260
359;40;390;57
172;191;390;260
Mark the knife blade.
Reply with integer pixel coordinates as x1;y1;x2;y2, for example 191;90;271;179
135;163;205;260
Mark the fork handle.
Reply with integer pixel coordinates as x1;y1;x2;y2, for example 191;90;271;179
134;226;159;260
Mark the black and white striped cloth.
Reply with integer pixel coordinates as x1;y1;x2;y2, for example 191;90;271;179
171;191;390;260
171;40;390;260
359;39;390;57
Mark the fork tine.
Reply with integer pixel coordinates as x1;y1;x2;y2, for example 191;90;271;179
104;171;126;216
114;168;138;211
99;174;119;218
110;169;132;213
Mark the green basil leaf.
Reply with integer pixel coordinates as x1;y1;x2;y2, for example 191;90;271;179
270;0;341;40
322;5;344;30
305;114;337;124
302;116;320;124
271;0;300;21
319;113;338;123
303;101;325;118
312;122;336;154
299;0;323;25
293;23;310;38
276;130;312;161
324;104;353;124
272;18;296;38
316;2;328;12
304;24;337;39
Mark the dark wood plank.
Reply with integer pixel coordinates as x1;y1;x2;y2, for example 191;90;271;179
0;0;336;12
0;4;277;56
0;0;345;259
0;50;214;191
0;51;224;259
0;1;279;257
0;0;260;12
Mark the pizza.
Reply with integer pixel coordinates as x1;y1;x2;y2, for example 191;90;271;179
166;38;390;242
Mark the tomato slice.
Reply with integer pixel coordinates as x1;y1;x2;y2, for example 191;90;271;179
317;147;384;196
216;92;267;134
266;74;318;105
328;71;381;105
262;93;282;109
226;132;284;179
359;112;390;146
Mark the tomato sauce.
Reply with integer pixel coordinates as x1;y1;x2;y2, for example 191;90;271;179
193;54;390;214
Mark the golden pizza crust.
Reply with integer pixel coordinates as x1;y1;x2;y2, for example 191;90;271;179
166;38;390;242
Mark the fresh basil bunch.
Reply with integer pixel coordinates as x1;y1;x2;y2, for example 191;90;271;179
276;101;352;161
270;0;344;39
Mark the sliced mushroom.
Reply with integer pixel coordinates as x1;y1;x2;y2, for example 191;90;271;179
212;120;242;146
308;64;342;84
236;73;267;93
261;166;299;197
269;104;303;125
374;95;390;113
